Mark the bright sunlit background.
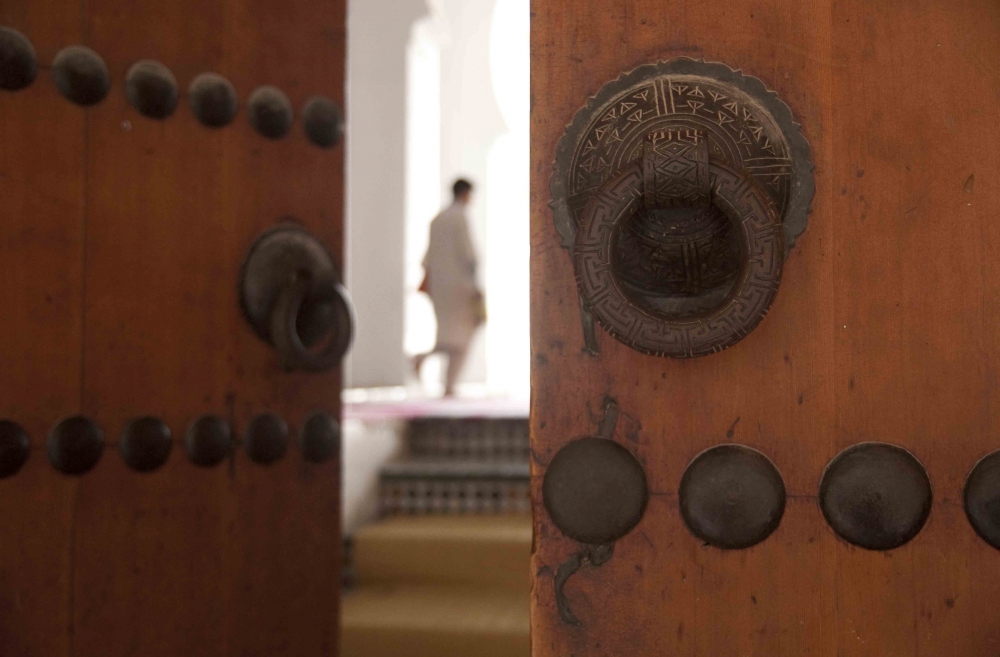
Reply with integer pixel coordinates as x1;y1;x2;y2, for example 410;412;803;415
346;0;528;400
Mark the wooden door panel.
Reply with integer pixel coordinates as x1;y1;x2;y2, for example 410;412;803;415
0;8;84;656
531;1;1000;655
1;0;345;654
828;3;1000;653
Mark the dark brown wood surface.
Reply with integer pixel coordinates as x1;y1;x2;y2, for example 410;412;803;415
0;5;84;655
531;1;1000;655
0;1;344;655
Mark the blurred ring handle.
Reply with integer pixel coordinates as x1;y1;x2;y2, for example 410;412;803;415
270;273;355;373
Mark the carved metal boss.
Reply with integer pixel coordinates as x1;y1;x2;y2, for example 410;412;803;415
551;58;814;358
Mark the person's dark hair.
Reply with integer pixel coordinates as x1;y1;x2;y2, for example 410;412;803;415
452;178;473;199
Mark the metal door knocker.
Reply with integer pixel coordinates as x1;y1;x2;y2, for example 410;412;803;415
552;58;814;358
240;224;354;372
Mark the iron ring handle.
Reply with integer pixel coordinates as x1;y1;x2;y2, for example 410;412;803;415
270;273;354;372
573;131;785;358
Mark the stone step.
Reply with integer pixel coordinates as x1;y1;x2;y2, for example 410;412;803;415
353;514;531;591
341;584;529;657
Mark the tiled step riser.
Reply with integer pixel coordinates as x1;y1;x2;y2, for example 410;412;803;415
406;418;529;461
379;478;530;515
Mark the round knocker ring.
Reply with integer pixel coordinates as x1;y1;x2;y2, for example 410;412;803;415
573;129;785;358
271;272;354;373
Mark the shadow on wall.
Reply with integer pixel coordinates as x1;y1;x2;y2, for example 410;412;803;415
342;418;404;535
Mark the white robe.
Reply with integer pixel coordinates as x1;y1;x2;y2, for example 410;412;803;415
423;202;480;350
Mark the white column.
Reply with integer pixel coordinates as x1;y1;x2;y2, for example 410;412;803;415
345;0;430;389
484;0;530;398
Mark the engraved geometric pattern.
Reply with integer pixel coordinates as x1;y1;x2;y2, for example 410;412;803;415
567;73;793;230
615;204;740;299
552;59;812;357
573;160;784;358
642;129;711;209
551;58;814;256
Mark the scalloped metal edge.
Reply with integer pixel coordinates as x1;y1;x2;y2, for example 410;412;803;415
549;57;815;254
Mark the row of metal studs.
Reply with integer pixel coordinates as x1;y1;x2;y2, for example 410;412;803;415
0;411;340;478
544;437;1000;552
0;26;343;147
684;442;1000;551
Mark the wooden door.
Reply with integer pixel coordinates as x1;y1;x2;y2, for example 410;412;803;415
0;1;346;655
531;2;1000;655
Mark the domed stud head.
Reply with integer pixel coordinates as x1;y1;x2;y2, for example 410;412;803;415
302;96;344;148
185;415;232;467
679;444;786;549
247;86;293;139
820;442;932;551
245;413;288;465
188;72;238;128
119;416;172;472
125;60;179;119
0;26;37;91
542;436;648;545
964;450;1000;550
47;416;104;476
52;45;110;106
300;411;340;463
0;420;30;478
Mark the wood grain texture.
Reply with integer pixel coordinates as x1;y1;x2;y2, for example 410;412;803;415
0;0;344;654
0;4;84;655
530;1;1000;654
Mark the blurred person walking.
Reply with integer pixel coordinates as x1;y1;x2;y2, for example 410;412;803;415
413;178;486;396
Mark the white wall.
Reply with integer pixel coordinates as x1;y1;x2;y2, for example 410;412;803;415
342;418;404;535
403;15;443;364
484;0;530;397
345;0;429;388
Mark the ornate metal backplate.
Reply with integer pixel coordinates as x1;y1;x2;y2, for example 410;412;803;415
551;59;813;355
552;57;813;252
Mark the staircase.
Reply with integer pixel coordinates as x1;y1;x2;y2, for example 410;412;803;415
341;416;531;657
